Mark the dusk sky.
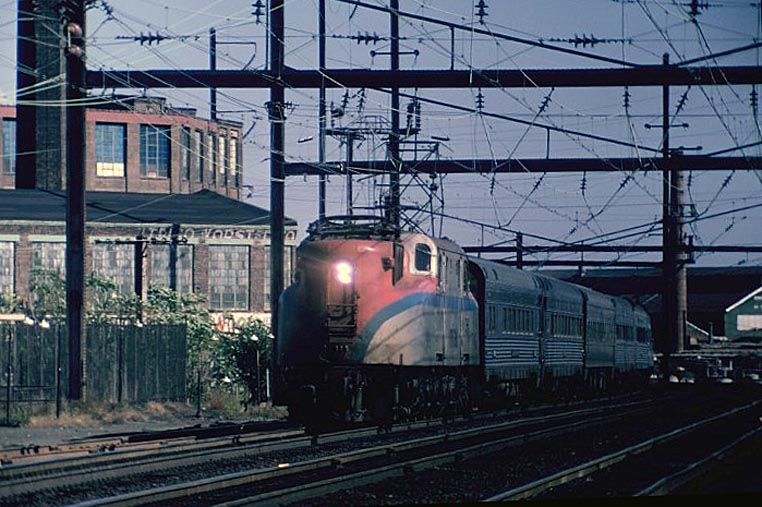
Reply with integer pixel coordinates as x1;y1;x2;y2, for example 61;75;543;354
1;0;760;267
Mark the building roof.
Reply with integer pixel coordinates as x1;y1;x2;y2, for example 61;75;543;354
725;286;762;314
0;189;296;227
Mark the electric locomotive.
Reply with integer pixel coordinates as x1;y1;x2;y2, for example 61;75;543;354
274;216;654;426
274;216;479;424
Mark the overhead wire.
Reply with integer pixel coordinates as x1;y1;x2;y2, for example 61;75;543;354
4;1;756;266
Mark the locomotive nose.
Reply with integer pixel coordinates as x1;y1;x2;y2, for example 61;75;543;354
326;259;358;350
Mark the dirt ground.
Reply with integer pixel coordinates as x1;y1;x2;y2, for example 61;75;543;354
0;419;192;449
0;402;270;450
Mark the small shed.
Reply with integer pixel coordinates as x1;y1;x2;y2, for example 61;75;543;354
724;287;762;342
687;321;711;346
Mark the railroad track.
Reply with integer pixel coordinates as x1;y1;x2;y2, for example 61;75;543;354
483;399;762;501
0;420;297;466
0;425;307;498
0;397;661;507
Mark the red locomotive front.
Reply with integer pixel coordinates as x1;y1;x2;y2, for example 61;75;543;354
275;216;479;426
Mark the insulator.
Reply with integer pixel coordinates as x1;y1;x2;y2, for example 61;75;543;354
687;0;710;18
357;88;366;113
358;31;381;45
475;89;485;111
476;0;488;24
550;34;624;48
67;45;84;58
66;21;82;37
539;94;551;114
251;0;265;24
675;91;689;114
750;88;758;116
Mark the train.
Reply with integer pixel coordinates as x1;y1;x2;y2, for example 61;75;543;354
274;216;654;426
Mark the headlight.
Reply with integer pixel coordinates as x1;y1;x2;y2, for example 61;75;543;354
333;260;354;285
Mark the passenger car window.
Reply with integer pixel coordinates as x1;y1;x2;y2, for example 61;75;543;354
415;243;431;271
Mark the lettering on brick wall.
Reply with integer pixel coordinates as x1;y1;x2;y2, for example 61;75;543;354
139;227;296;242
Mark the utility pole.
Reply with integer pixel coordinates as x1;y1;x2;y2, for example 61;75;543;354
660;53;688;378
671;153;688;354
516;232;524;270
63;0;87;400
318;0;327;219
269;0;285;359
328;130;365;216
15;0;36;189
345;133;354;216
661;53;673;367
209;27;217;121
387;0;400;229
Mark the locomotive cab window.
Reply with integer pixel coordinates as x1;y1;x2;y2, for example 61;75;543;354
393;242;404;284
414;243;432;272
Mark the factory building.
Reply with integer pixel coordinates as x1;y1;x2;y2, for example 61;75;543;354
0;189;297;324
1;99;297;324
1;97;243;198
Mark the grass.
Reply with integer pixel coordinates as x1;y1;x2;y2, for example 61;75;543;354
1;385;288;428
16;395;287;428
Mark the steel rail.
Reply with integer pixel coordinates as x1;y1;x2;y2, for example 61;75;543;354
482;400;762;502
0;392;649;486
634;425;762;496
68;405;653;507
0;430;307;497
0;421;298;465
0;395;656;503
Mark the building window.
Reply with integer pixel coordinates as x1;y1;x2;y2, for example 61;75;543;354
264;245;293;311
219;134;228;186
181;126;191;181
0;242;14;296
209;245;249;310
95;123;126;177
149;244;194;294
738;314;762;331
92;243;134;295
140;124;170;178
209;132;217;184
2;119;16;175
194;130;203;183
232;134;241;188
32;242;66;276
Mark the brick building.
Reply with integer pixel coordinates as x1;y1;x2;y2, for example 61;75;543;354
0;189;298;324
0;95;299;324
1;97;243;199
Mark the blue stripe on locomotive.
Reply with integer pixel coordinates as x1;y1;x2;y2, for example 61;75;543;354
352;291;479;365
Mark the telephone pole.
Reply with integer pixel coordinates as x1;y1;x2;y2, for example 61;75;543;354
660;53;688;370
63;0;87;400
318;0;327;219
387;0;400;229
269;0;285;357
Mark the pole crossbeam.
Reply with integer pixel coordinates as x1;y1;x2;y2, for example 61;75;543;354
463;245;762;254
284;156;761;176
86;66;762;90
